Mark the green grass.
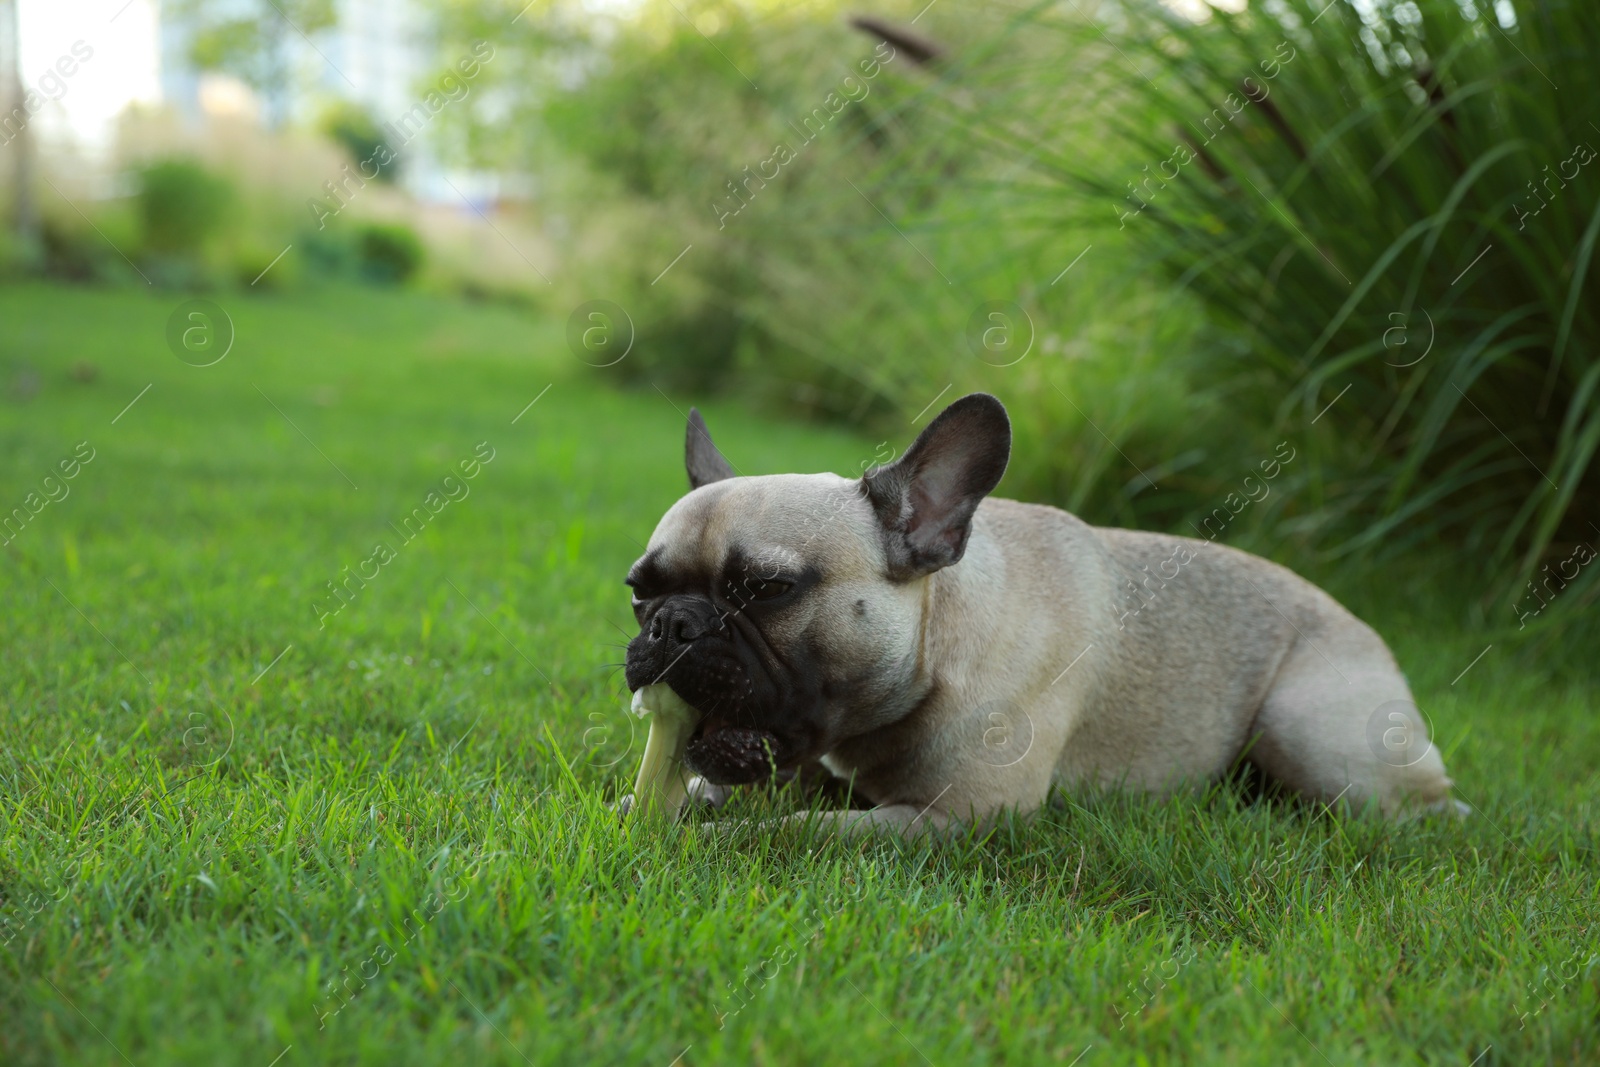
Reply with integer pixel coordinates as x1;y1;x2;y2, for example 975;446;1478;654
2;283;1597;1066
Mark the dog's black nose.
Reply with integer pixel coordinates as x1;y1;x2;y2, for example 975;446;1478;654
650;597;721;644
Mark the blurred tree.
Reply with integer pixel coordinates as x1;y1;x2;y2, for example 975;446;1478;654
170;0;338;127
1;0;37;256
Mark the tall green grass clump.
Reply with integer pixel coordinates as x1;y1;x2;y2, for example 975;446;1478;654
996;0;1599;623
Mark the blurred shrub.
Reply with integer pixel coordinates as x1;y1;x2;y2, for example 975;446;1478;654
36;198;143;285
136;158;235;256
297;226;357;279
526;4;790;395
356;222;424;285
39;217;104;283
319;100;398;183
232;237;301;289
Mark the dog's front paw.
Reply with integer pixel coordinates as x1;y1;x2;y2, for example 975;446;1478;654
685;775;734;810
616;779;730;825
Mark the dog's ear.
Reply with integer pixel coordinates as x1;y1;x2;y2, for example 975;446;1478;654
685;408;735;490
863;393;1011;579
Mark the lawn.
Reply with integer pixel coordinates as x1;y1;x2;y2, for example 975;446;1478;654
1;283;1596;1066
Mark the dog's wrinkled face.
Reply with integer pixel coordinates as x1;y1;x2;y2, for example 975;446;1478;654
623;397;1011;785
623;474;916;782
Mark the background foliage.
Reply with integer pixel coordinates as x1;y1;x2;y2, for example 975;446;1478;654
430;0;1598;633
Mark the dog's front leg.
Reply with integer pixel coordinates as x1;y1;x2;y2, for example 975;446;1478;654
774;803;961;841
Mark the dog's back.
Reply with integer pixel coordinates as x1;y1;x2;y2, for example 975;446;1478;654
955;498;1452;812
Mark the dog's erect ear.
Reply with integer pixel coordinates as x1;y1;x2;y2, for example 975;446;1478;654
863;393;1011;579
685;408;736;490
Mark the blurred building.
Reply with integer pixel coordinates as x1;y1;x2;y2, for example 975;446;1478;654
13;0;162;161
14;0;505;205
159;0;438;183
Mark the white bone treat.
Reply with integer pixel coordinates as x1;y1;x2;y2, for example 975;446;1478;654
626;683;701;818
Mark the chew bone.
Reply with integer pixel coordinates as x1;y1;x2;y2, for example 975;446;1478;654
626;683;700;818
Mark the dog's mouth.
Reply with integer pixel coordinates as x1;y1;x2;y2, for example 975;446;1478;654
683;711;780;785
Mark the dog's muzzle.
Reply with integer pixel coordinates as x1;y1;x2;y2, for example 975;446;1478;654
626;594;782;784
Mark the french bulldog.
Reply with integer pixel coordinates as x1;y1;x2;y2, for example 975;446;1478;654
621;393;1460;836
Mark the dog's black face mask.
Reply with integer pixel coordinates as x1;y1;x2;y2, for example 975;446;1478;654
623;552;829;784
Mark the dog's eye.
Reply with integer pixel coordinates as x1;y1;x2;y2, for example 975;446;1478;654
740;578;792;602
625;578;659;601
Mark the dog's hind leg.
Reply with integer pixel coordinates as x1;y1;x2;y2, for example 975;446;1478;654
1245;619;1459;817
